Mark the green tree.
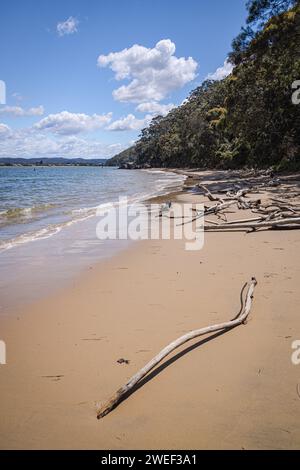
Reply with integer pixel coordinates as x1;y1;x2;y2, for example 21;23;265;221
107;1;300;171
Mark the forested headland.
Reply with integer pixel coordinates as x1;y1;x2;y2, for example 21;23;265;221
107;0;300;170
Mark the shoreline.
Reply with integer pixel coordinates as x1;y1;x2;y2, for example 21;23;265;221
0;170;300;449
0;168;186;314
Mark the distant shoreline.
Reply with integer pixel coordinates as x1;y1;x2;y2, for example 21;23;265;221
0;163;106;167
0;157;108;167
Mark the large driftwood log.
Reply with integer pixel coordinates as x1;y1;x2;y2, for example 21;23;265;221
225;216;265;225
204;217;300;231
96;278;257;419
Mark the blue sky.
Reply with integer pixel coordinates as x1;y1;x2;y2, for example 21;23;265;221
0;0;247;159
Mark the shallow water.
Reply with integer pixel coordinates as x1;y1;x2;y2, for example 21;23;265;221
0;166;185;312
0;166;184;251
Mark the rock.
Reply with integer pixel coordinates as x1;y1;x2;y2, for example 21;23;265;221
117;358;130;365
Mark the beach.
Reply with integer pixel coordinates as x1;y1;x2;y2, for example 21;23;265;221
0;170;300;449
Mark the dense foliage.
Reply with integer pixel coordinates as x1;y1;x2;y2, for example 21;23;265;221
105;146;137;167
108;0;300;170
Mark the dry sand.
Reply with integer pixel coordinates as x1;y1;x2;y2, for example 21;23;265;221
0;172;300;449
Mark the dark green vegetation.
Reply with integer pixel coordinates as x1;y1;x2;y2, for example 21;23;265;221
108;0;300;170
105;147;137;167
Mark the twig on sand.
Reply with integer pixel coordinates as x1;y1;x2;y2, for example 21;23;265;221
96;278;257;419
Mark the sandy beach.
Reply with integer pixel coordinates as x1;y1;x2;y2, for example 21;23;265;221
0;170;300;450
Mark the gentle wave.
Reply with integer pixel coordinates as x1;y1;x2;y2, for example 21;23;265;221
0;203;58;222
0;225;63;252
142;169;171;175
0;214;92;252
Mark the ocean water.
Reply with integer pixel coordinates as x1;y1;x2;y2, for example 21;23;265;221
0;166;185;312
0;166;185;251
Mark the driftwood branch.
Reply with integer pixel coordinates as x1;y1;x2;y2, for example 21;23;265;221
198;184;225;203
96;278;257;419
204;217;300;231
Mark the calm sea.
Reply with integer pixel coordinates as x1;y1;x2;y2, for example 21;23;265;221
0;166;185;312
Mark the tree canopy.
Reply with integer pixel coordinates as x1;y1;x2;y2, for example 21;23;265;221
108;0;300;171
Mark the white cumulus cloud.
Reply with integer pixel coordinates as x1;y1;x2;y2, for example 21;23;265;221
34;111;112;135
0;105;44;117
136;101;175;116
107;113;152;132
98;39;198;103
206;59;234;81
57;16;79;36
0;126;127;159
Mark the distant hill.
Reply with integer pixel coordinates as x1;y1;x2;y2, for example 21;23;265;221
0;157;107;166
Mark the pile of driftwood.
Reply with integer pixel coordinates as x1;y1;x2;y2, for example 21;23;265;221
186;178;300;232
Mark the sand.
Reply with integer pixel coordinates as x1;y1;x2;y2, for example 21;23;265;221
0;172;300;449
